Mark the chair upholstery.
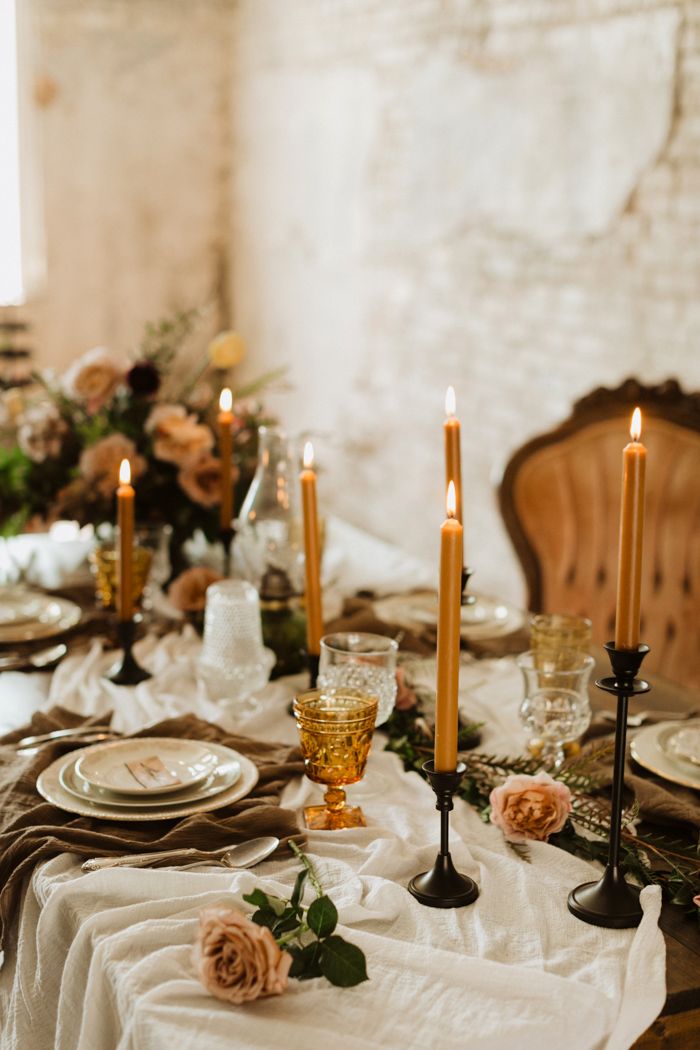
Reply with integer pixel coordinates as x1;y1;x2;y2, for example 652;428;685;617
499;379;700;691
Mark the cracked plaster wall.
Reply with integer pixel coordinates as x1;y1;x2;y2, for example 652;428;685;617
231;0;700;603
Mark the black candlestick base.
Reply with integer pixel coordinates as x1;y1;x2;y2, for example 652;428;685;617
461;565;476;606
408;761;480;909
568;867;642;929
220;525;236;578
105;620;152;685
567;642;650;929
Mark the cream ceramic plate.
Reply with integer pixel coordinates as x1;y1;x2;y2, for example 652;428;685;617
37;744;258;821
75;737;220;796
0;596;81;644
372;591;525;641
630;721;700;791
0;591;58;627
60;752;241;808
659;721;700;768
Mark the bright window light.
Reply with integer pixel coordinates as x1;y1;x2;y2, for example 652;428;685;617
0;0;23;306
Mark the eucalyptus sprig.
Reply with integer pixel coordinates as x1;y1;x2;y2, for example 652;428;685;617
243;842;368;988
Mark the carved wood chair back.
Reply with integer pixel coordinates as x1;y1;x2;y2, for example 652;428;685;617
498;379;700;690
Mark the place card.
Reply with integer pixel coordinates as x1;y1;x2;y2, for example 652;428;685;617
125;756;182;790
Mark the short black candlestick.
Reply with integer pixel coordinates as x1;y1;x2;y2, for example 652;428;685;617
220;525;236;578
567;642;650;928
461;565;476;607
105;619;152;685
408;760;480;908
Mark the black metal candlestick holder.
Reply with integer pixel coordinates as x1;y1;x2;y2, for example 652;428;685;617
220;525;236;578
408;760;480;908
461;565;476;607
105;619;152;685
567;641;650;928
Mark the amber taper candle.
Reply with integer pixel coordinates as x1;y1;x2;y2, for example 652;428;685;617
444;386;463;526
300;441;323;656
614;407;647;650
116;458;135;622
218;387;234;529
435;481;463;771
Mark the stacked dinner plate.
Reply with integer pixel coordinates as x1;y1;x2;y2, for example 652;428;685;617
631;719;700;791
372;590;525;642
37;737;259;820
0;588;81;645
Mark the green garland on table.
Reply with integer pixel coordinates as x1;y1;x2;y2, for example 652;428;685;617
383;706;700;922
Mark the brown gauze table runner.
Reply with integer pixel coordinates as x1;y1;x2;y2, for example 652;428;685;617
0;706;305;951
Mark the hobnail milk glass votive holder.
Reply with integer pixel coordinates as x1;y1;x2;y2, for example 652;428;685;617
293;688;379;830
317;632;398;727
198;580;275;710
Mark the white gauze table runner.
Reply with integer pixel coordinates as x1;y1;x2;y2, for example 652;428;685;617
0;632;665;1050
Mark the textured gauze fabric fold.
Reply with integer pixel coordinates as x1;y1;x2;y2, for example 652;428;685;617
0;706;304;955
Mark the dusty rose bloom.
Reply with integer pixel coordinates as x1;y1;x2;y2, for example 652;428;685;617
489;771;572;843
178;453;237;508
17;403;67;462
63;347;125;412
150;411;214;467
79;433;146;499
168;567;222;612
145;403;187;434
394;668;418;712
194;907;291;1006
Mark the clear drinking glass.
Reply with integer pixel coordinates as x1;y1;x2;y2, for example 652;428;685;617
293;687;378;829
517;648;594;769
318;632;398;727
198;580;275;711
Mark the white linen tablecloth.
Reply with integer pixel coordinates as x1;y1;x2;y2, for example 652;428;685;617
0;632;665;1050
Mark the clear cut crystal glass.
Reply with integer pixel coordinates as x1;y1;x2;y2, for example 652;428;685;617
318;632;398;727
517;648;594;769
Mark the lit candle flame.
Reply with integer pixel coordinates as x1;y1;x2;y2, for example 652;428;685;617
119;458;131;485
219;387;232;413
630;407;642;442
446;480;456;519
303;441;314;470
445;385;456;418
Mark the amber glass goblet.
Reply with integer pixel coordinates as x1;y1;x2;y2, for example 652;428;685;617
89;542;153;611
293;688;378;830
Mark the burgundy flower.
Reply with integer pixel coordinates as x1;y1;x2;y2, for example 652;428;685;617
126;361;161;397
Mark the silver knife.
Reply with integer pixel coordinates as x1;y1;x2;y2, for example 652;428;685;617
81;836;280;872
13;725;117;749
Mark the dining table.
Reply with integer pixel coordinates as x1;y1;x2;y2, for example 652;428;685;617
0;522;698;1050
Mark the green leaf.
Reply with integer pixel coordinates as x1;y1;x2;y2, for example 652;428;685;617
291;868;308;910
251;909;277;930
318;936;368;987
307;895;337;939
243;888;271;910
288;941;323;981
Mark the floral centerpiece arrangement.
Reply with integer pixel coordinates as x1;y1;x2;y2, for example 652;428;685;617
0;310;284;559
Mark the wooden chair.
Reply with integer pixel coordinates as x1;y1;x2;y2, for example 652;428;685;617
498;379;700;691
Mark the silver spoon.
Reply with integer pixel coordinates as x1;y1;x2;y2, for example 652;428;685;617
81;835;280;872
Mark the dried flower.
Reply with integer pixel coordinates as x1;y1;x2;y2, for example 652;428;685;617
79;433;146;499
394;668;418;711
63;346;125;412
126;360;160;397
17;402;67;462
193;907;291;1006
168;566;222;612
208;330;246;370
489;771;572;843
178;453;236;508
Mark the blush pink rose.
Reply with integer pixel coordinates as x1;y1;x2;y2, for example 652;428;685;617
79;433;147;499
489;771;572;843
168;566;222;612
63;346;126;412
178;453;236;509
194;907;292;1006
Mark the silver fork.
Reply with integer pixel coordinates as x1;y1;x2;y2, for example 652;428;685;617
597;708;697;728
